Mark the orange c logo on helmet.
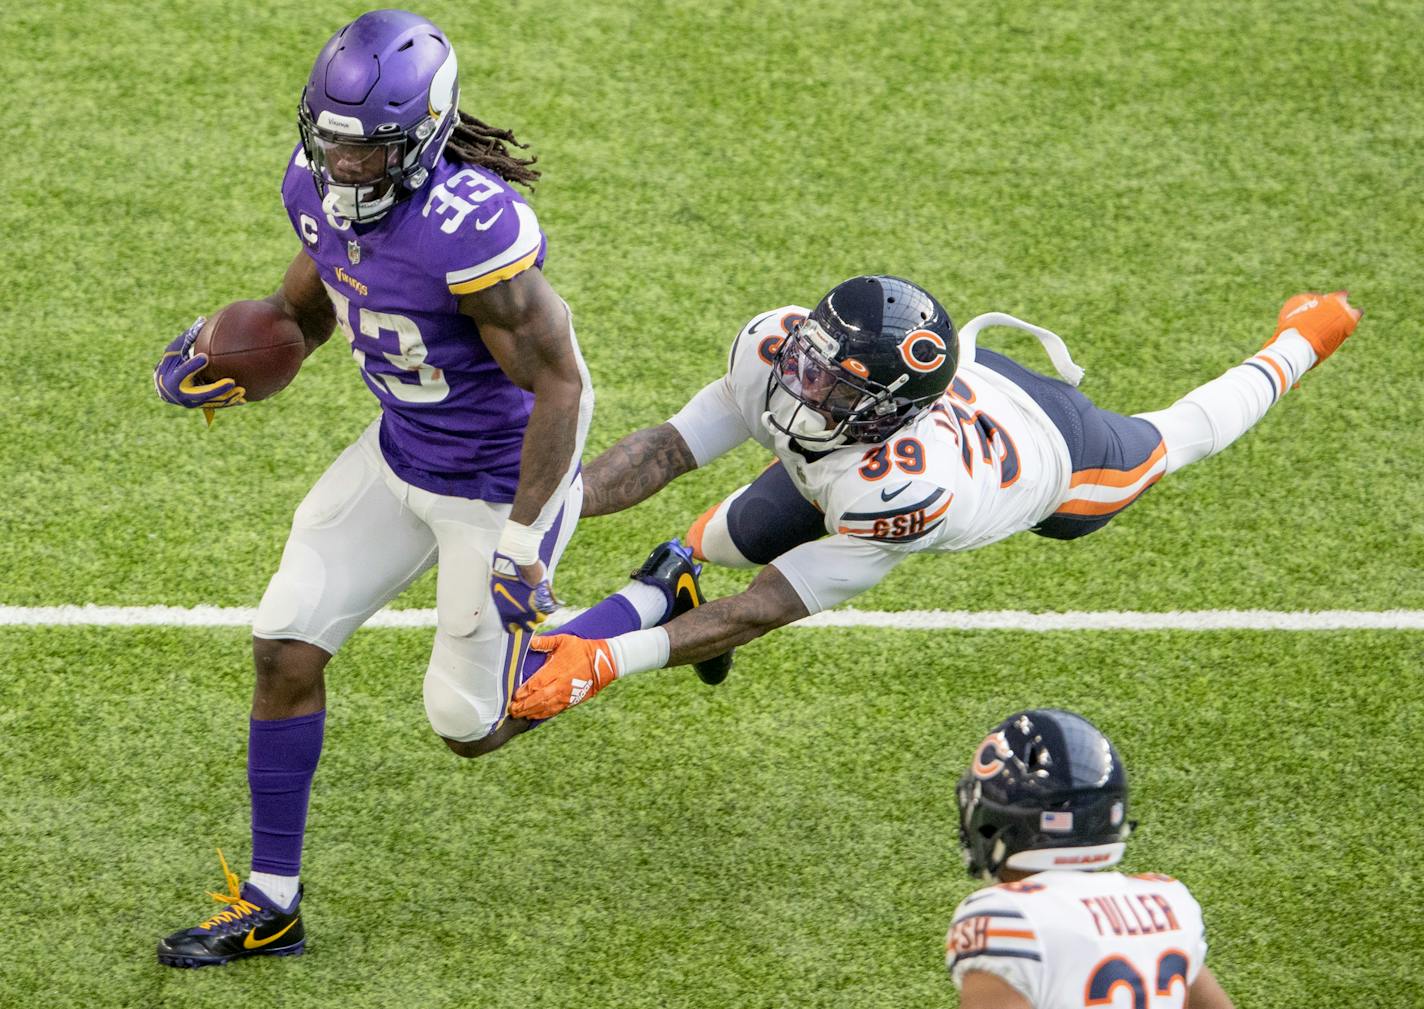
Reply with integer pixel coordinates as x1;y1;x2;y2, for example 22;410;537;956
898;329;947;372
972;730;1013;779
842;357;870;378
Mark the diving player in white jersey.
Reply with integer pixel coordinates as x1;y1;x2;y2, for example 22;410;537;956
946;708;1234;1009
508;276;1361;719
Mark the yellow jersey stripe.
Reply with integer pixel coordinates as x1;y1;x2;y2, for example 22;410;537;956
448;248;539;295
445;201;541;285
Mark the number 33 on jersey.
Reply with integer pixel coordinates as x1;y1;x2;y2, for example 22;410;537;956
282;145;549;500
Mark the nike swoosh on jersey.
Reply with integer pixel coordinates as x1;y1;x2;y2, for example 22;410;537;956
744;310;777;334
474;207;505;231
843;487;946;521
881;483;911;502
243;918;300;950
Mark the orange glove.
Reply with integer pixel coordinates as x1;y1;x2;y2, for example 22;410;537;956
1270;291;1362;366
509;635;620;720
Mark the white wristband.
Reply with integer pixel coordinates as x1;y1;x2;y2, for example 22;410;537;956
606;627;671;678
496;520;544;565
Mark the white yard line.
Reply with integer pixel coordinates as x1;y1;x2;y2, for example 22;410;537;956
2;604;1422;631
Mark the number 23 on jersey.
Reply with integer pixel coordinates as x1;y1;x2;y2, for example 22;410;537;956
1085;951;1190;1009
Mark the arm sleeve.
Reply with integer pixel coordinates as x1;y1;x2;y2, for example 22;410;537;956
667;376;754;467
945;892;1046;1006
769;535;905;615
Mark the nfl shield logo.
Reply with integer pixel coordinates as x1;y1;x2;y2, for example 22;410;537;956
347;240;361;265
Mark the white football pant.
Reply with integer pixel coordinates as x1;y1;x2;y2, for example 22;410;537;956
253;419;580;742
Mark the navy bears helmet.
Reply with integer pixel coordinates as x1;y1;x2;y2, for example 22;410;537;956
764;275;958;445
956;709;1132;880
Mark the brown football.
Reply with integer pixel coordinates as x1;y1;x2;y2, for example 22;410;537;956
194;300;306;402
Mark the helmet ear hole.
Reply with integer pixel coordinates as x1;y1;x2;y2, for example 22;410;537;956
977;824;997;840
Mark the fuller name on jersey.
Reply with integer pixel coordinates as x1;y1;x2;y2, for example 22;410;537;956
947;870;1209;1009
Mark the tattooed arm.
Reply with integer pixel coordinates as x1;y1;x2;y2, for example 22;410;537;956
664;563;809;663
582;369;755;519
581;423;699;517
582;361;756;518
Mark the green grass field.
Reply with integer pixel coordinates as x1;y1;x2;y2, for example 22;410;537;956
3;1;1422;1006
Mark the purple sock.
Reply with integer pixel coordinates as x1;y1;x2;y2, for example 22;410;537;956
517;593;644;688
248;710;325;876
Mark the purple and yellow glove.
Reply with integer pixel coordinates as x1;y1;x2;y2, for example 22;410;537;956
489;552;560;633
153;317;245;424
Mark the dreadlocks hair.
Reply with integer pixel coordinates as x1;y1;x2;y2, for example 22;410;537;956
445;111;541;189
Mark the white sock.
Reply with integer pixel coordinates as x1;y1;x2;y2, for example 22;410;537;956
248;871;300;910
616;580;672;628
1135;332;1317;475
607;626;672;677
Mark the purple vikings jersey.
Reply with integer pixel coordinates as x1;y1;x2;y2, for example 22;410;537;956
282;145;549;500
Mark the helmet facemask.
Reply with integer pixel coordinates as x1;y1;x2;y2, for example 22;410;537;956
957;773;1130;881
764;320;928;446
957;775;1006;881
298;97;455;223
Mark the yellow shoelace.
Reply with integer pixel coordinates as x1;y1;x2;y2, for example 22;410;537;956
199;848;260;928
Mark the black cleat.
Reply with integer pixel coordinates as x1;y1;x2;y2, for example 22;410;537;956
631;539;735;685
157;851;305;968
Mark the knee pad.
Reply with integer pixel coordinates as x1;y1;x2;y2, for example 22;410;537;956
422;627;514;743
687;487;755;568
705;462;828;566
423;666;495;743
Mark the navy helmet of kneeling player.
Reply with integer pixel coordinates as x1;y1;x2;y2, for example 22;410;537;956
765;275;959;445
956;708;1133;881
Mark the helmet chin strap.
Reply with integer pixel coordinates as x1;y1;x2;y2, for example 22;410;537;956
762;390;849;449
322;182;396;223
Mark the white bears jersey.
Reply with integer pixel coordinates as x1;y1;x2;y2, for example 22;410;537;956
667;306;1074;613
946;871;1209;1009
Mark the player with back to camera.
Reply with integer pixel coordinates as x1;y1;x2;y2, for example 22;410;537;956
509;276;1361;719
150;9;719;967
947;708;1235;1009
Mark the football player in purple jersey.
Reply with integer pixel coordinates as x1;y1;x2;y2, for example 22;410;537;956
151;9;712;967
